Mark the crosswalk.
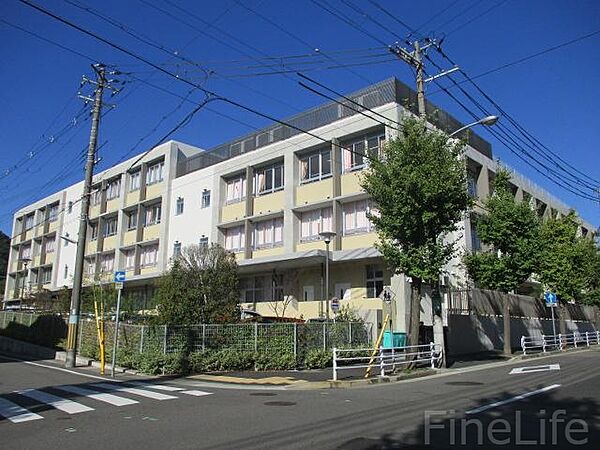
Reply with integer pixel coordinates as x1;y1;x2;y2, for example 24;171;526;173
0;382;213;424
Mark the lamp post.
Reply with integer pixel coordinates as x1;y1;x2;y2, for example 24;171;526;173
319;231;337;320
448;115;499;138
18;258;31;310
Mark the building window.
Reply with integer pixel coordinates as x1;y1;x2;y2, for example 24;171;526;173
146;161;164;185
48;204;59;222
67;201;73;214
173;242;181;258
471;216;482;252
90;189;102;206
100;253;114;273
44;237;56;254
254;218;283;249
106;178;121;200
144;204;161;226
124;249;135;269
127;211;138;230
300;207;332;241
90;222;99;241
225;175;246;204
19;244;32;260
224;226;245;252
103;217;118;237
140;245;158;267
199;236;209;247
129;171;141;191
254;163;284;195
467;171;478;198
343;200;375;235
24;214;34;230
41;267;52;284
342;132;385;173
175;197;184;216
300;148;331;183
85;258;95;276
366;265;384;298
240;277;265;303
201;190;211;208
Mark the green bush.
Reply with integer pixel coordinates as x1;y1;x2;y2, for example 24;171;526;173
304;349;332;369
254;352;296;371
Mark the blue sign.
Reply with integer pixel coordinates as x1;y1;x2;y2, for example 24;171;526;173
114;271;126;283
544;292;557;307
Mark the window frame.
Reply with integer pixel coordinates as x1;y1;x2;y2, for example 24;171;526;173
366;264;384;298
342;200;375;235
225;175;247;204
140;244;159;267
300;207;333;242
253;217;284;250
48;204;59;222
175;197;184;216
300;148;332;184
102;217;118;237
342;131;386;173
146;161;165;186
144;204;162;226
127;211;138;230
106;178;121;200
224;225;245;252
254;162;284;196
201;190;211;208
129;171;141;192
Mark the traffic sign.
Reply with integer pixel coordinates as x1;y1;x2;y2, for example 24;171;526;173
380;286;394;304
114;282;124;290
114;271;126;283
544;292;558;307
331;297;340;313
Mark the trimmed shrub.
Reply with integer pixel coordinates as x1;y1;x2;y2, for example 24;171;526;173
304;349;332;369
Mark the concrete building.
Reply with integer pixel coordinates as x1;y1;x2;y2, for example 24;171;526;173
3;78;595;333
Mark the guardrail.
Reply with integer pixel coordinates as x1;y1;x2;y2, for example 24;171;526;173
521;331;600;355
332;343;442;381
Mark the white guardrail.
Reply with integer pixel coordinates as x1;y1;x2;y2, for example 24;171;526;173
521;331;600;355
332;343;443;381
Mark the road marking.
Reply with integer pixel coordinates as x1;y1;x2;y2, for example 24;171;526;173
510;364;560;374
128;382;184;392
17;389;94;414
55;385;138;406
0;397;44;423
466;384;561;415
181;390;213;397
92;383;178;400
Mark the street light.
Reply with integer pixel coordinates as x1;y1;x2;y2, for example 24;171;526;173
448;115;499;138
319;231;337;320
18;257;31;310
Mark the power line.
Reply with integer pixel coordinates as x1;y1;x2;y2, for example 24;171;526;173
411;0;462;37
444;0;509;37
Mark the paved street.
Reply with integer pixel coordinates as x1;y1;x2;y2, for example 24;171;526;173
1;349;598;449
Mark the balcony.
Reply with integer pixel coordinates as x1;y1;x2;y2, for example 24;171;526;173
105;198;120;213
103;235;117;251
340;171;363;197
145;182;163;200
253;191;284;216
221;201;245;223
341;232;377;250
296;178;333;206
123;230;137;246
142;224;160;241
125;191;140;207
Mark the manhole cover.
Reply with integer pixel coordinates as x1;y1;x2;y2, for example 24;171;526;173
250;392;277;397
264;401;296;406
445;381;484;386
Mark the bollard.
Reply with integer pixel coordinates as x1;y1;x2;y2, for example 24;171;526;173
586;331;590;347
379;347;385;377
521;336;526;355
542;334;546;353
430;342;436;369
332;348;337;381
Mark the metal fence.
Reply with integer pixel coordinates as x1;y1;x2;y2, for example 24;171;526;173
0;311;67;348
521;331;600;355
332;343;442;381
77;320;373;362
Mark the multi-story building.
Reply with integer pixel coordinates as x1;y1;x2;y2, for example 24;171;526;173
3;78;595;332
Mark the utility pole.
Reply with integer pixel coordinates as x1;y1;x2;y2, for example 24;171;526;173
65;64;106;368
413;40;426;117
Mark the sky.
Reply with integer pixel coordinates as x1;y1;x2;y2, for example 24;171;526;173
1;0;599;235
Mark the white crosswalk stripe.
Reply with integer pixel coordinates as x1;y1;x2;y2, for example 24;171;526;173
128;382;185;392
0;397;43;423
181;390;213;397
54;385;139;406
17;389;94;414
92;383;178;400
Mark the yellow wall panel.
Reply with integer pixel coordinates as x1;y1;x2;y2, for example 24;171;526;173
296;240;327;252
340;172;364;196
86;240;98;255
125;191;139;207
221;202;246;222
140;266;158;276
142;224;160;241
145;182;163;200
105;198;120;213
296;179;333;206
103;235;117;251
89;205;101;219
123;230;137;246
341;232;378;250
45;252;55;265
252;247;284;259
253;191;284;215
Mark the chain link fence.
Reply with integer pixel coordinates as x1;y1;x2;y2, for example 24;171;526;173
0;311;67;348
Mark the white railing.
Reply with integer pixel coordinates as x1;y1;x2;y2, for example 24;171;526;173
332;343;442;381
521;331;600;355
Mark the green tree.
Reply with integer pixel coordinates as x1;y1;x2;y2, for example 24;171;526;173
464;168;540;293
156;244;239;325
537;212;600;304
361;117;473;347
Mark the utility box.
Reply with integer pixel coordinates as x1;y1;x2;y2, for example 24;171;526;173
383;331;406;348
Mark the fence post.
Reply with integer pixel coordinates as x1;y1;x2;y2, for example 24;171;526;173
574;332;578;348
430;342;436;369
391;345;395;372
139;325;145;353
332;348;337;381
586;331;590;347
202;324;206;352
163;325;167;354
348;322;352;345
558;333;563;351
379;346;385;377
254;323;258;353
521;336;526;355
323;322;326;351
293;323;297;361
541;335;546;353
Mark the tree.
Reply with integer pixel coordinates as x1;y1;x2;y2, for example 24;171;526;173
464;168;540;293
361;117;473;347
537;212;600;305
156;244;239;325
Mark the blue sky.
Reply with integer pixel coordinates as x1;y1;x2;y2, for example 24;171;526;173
1;0;599;235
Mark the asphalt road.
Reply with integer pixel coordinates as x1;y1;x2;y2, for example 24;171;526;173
1;349;598;449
